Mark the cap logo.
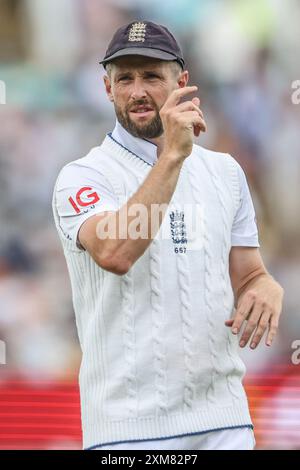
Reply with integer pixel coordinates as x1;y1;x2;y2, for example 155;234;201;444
128;22;146;42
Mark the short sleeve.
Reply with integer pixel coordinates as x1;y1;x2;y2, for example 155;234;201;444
231;164;260;247
54;162;120;248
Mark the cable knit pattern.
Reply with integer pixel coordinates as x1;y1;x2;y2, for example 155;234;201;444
130;168;170;416
105;138;170;415
102;139;169;417
186;158;222;404
171;170;198;411
176;250;198;410
149;237;169;415
194;151;241;399
102;143;146;419
120;271;138;417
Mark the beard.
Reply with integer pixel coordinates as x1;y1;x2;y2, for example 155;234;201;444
114;100;164;139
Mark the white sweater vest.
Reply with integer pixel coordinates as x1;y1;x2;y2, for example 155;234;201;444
52;134;253;449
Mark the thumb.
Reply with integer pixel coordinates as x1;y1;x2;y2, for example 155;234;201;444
225;319;234;327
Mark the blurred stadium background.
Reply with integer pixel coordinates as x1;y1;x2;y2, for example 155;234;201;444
0;0;299;450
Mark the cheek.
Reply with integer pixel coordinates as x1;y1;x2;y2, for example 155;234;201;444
113;89;132;108
150;85;174;109
155;93;170;111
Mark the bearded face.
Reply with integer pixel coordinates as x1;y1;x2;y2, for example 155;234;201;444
114;98;164;139
105;57;182;141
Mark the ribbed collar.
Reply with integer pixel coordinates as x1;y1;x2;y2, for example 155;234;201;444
110;120;158;167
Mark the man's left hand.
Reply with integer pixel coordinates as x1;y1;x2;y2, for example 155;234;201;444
225;274;284;349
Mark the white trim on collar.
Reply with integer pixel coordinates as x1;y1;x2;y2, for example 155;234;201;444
111;120;158;167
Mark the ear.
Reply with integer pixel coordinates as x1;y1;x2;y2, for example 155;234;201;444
178;70;189;89
104;75;114;102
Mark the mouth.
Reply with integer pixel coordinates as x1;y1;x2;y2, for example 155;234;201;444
129;106;155;118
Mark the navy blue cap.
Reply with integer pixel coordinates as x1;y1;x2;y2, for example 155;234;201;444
100;21;185;70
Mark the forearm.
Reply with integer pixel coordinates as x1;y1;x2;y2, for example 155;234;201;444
97;152;183;268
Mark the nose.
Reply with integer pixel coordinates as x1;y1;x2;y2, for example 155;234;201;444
130;77;147;100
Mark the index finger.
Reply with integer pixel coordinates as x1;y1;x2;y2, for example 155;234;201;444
164;86;198;109
231;294;255;334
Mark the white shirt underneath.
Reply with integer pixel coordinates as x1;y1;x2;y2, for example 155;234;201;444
93;427;255;450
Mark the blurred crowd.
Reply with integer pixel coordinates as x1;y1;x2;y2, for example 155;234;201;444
0;0;299;449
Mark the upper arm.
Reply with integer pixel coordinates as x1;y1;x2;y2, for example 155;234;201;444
54;163;119;250
229;246;268;297
78;210;116;263
78;211;132;275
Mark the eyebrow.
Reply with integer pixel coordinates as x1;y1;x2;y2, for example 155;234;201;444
143;70;162;75
115;69;163;78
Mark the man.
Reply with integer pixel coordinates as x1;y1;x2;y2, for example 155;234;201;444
52;21;284;450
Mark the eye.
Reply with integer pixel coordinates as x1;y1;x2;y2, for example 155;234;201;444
118;75;131;82
146;73;159;79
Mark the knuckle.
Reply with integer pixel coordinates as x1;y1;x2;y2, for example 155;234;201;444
271;324;278;333
234;314;243;323
171;89;180;97
237;311;246;320
271;317;279;328
247;290;257;301
265;302;273;311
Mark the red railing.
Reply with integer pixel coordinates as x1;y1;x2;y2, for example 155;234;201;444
0;365;299;450
0;376;82;450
